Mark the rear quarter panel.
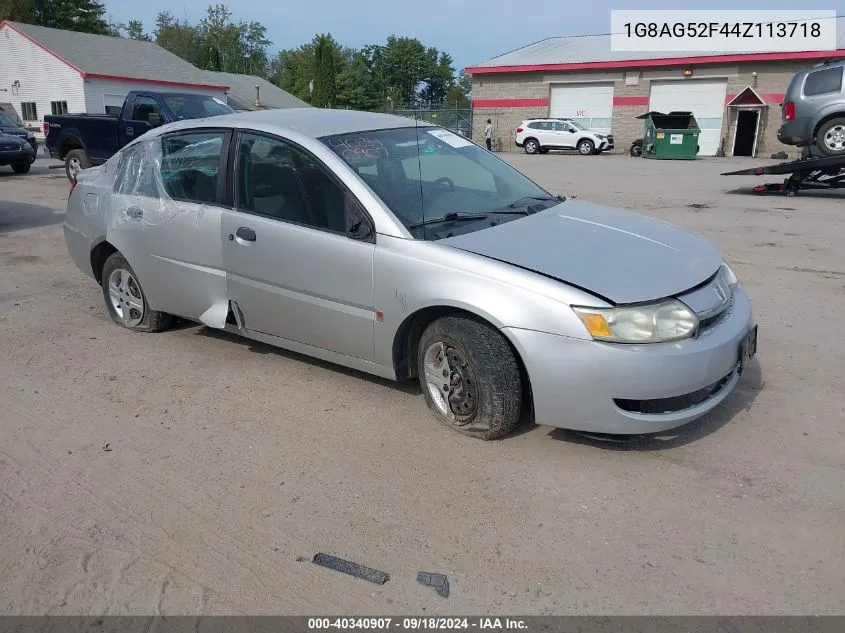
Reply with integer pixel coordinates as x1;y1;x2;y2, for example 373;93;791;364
63;166;114;280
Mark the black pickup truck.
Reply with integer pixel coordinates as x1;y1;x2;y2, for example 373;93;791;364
44;90;234;181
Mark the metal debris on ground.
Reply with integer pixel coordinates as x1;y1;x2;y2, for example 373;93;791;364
102;443;112;452
311;553;389;585
417;571;450;598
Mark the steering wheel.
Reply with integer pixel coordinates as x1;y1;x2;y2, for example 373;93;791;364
434;177;455;191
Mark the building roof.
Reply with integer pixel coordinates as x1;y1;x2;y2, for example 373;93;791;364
468;16;845;74
1;21;229;90
200;71;310;111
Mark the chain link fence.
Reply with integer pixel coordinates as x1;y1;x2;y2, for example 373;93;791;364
387;108;475;140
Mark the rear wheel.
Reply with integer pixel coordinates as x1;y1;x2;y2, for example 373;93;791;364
101;252;173;333
523;138;539;155
417;315;522;440
578;139;595;155
11;163;30;174
815;118;845;157
64;149;90;182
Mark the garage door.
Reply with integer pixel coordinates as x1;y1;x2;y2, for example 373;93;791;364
549;83;614;135
649;80;727;156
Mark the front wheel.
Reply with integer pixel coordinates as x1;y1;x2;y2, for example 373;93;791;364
815;118;845;157
417;316;522;440
101;252;173;332
64;149;90;182
578;139;595;155
11;163;31;174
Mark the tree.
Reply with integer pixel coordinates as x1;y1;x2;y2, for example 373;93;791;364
270;44;315;102
444;70;471;109
154;11;203;66
10;0;112;34
311;34;338;108
0;0;34;23
419;50;454;108
335;49;379;111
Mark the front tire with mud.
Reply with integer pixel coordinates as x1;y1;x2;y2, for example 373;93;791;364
417;315;522;440
101;252;173;333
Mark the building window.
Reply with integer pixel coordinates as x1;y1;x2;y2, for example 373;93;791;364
50;101;68;115
21;102;38;121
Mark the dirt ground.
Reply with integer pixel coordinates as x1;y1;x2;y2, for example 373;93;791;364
1;153;843;616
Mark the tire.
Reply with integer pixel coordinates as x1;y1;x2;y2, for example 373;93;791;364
815;118;845;157
64;149;90;182
101;252;173;333
630;143;642;157
578;139;595;156
417;315;522;440
523;138;540;155
11;163;30;174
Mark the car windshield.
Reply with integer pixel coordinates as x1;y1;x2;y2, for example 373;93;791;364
163;95;234;120
321;126;558;238
0;114;19;127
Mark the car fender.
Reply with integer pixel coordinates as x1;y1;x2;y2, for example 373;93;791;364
812;105;845;137
57;130;88;158
372;235;604;373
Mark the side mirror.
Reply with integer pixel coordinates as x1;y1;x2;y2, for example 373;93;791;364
147;112;162;127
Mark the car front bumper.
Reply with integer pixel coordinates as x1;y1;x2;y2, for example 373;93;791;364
503;286;756;434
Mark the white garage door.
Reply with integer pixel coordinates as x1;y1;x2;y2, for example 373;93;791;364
649;80;727;156
549;83;614;135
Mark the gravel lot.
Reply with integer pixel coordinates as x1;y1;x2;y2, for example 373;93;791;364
1;154;843;616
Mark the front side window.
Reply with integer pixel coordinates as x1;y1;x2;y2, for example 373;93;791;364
158;131;226;204
131;96;162;123
236;132;356;235
321;126;556;239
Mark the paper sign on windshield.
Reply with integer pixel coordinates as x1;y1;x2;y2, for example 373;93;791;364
427;128;473;148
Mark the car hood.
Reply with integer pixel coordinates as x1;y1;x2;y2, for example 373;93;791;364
437;200;722;304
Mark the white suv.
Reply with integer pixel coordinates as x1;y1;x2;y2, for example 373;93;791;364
515;118;614;155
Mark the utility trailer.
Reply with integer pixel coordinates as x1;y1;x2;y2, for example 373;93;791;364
722;155;845;195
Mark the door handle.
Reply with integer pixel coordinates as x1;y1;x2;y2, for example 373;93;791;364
235;226;256;242
127;206;143;220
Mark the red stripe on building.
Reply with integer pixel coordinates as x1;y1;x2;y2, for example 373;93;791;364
472;98;550;108
613;96;649;106
466;50;845;75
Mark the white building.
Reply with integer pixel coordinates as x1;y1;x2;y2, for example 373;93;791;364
0;21;234;138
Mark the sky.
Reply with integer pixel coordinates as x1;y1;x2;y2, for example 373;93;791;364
103;0;838;73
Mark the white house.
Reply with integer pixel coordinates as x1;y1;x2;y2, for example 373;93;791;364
0;21;231;138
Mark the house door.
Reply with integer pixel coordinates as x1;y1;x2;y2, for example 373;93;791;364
732;109;760;157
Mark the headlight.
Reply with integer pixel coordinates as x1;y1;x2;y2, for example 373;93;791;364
722;262;738;286
573;299;698;343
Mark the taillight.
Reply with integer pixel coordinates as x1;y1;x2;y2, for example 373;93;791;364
516;127;524;133
43;122;49;136
784;101;795;121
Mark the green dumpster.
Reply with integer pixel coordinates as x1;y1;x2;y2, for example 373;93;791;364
636;111;700;160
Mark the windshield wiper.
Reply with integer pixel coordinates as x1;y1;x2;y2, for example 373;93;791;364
508;194;566;208
407;212;493;230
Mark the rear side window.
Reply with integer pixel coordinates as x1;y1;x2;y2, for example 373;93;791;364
803;66;843;97
159;132;226;204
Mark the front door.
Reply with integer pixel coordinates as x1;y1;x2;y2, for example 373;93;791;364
107;129;231;325
221;131;377;361
554;121;577;149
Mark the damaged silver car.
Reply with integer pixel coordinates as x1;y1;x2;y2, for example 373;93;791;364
64;109;757;439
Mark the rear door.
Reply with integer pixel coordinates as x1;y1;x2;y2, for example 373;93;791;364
221;130;377;361
107;129;232;326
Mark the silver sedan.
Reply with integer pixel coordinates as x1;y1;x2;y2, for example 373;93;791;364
64;109;757;440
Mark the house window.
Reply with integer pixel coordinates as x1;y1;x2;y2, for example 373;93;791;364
50;101;68;115
21;102;38;121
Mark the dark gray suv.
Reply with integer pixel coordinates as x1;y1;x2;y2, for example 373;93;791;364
778;60;845;157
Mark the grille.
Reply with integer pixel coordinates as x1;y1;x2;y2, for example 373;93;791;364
0;144;21;152
614;371;734;415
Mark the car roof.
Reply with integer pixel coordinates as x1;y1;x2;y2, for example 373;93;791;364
166;108;423;139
